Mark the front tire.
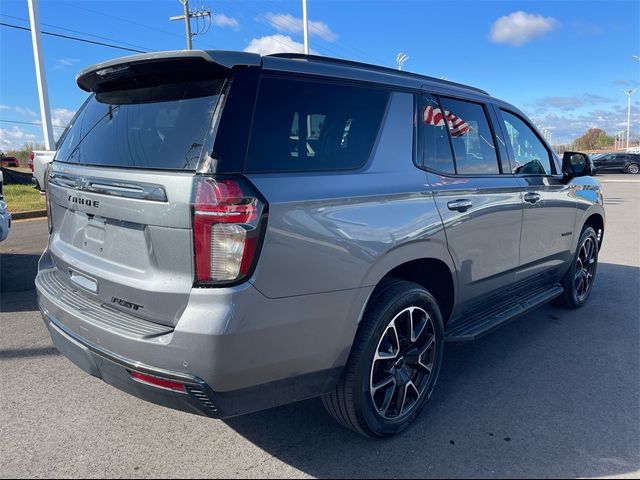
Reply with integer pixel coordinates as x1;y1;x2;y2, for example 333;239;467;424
322;279;445;437
626;163;639;174
557;226;599;308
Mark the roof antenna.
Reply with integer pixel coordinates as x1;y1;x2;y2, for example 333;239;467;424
396;52;409;71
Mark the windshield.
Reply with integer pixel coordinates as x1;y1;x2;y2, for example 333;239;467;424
56;79;225;170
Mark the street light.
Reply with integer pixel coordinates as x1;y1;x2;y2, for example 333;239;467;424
623;88;637;150
302;0;309;55
396;53;409;71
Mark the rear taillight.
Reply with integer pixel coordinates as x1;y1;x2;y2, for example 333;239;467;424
192;176;266;286
29;152;34;171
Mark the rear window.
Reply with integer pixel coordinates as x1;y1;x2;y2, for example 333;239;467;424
56;79;225;170
245;77;390;173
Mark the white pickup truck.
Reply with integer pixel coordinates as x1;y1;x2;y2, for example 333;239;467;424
31;150;55;191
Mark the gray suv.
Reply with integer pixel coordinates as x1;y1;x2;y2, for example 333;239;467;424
36;50;605;438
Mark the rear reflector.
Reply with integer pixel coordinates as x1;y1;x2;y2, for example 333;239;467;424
128;370;186;393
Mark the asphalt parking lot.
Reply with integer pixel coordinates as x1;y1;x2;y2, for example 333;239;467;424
1;175;638;479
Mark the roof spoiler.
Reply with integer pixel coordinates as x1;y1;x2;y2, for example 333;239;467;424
76;50;262;93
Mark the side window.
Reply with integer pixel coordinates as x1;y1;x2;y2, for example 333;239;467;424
419;94;455;173
245;77;390;173
501;110;554;175
438;97;500;174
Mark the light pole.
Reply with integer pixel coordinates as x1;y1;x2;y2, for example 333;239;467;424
396;53;409;71
27;0;54;150
623;88;637;150
302;0;309;55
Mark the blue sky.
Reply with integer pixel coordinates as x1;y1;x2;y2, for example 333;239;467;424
1;0;639;150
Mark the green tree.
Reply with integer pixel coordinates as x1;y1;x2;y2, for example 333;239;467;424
574;128;614;151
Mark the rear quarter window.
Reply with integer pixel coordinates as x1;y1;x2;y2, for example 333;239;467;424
245;77;390;173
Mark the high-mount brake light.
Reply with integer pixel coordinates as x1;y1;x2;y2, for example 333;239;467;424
192;177;265;285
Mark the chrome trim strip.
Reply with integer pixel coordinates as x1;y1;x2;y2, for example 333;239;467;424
49;172;167;202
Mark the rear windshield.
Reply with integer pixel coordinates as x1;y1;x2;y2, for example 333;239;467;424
56;79;225;170
245;77;390;173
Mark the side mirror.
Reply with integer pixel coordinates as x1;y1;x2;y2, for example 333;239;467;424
562;151;593;180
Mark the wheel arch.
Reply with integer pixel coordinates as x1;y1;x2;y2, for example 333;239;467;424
381;258;456;325
358;242;458;327
584;212;605;250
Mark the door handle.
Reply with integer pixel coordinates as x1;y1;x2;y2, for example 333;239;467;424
524;192;541;204
447;199;473;212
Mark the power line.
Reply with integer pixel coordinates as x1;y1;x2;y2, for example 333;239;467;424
0;13;151;52
0;119;67;129
58;0;216;49
0;22;146;53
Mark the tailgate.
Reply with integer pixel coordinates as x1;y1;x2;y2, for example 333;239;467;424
47;163;194;327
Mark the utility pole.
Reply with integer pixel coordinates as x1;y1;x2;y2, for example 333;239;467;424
623;88;637;150
170;0;210;50
27;0;54;150
302;0;309;54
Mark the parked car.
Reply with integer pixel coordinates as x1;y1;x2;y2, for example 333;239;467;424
592;152;640;174
31;149;56;191
1;156;19;168
0;171;10;242
36;50;605;438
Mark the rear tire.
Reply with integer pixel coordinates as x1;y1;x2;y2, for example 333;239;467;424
322;279;445;437
556;226;598;308
626;163;639;174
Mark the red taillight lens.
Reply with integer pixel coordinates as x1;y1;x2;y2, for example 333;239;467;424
29;152;34;171
192;176;266;285
128;371;186;393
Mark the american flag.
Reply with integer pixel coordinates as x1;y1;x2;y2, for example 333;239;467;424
423;105;471;137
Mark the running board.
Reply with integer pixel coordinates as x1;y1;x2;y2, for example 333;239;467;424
445;284;564;342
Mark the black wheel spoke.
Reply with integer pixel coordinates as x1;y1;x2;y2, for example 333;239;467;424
371;375;395;395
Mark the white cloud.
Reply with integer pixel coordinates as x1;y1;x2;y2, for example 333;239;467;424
0;126;37;151
0;105;10;110
244;34;318;56
51;108;75;128
490;11;558;46
15;106;38;117
54;58;80;70
263;13;337;42
211;14;238;29
527;107;640;144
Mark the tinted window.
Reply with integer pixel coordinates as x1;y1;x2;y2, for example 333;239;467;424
501;110;553;175
56;80;224;170
245;78;389;173
420;94;455;173
439;97;499;174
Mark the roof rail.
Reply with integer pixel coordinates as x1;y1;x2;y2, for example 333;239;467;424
268;53;489;96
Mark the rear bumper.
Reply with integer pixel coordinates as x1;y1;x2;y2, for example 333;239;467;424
42;308;221;417
36;251;370;417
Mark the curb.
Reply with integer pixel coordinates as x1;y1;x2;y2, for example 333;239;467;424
11;210;47;220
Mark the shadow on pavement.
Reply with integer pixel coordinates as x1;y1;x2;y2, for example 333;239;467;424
225;262;640;478
0;253;41;313
0;346;59;359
